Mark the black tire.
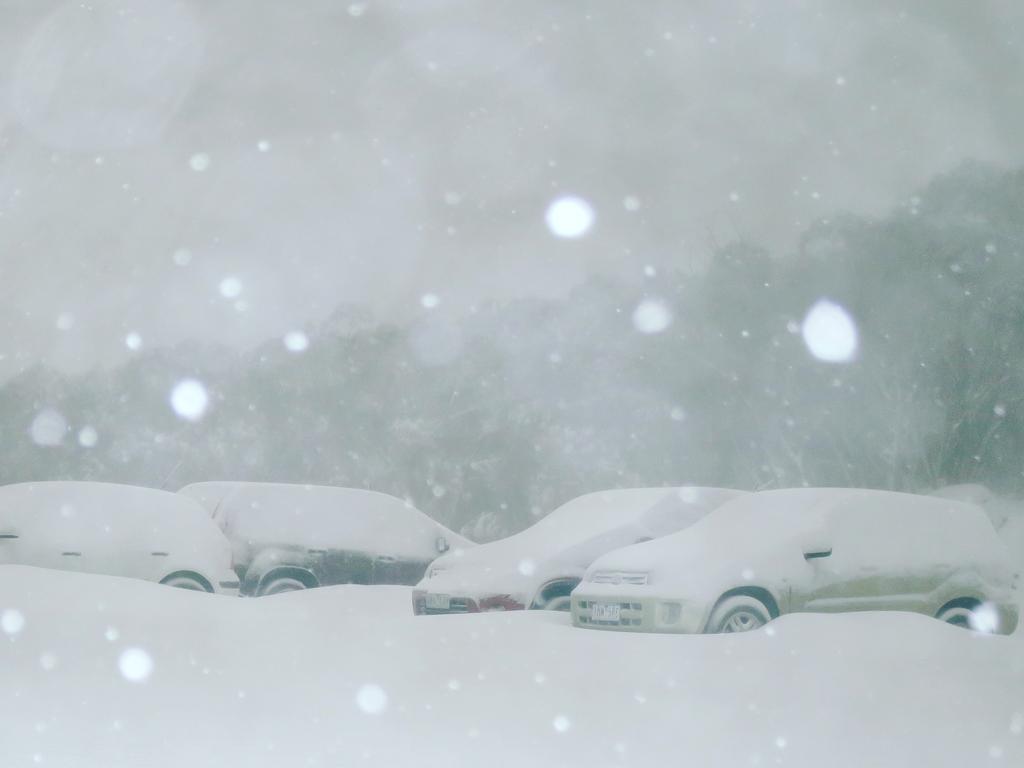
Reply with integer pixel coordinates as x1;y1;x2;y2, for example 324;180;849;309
258;576;308;596
936;602;995;632
706;595;771;633
533;581;578;611
161;574;212;592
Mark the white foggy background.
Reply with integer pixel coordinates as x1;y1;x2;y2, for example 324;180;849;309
2;0;1024;379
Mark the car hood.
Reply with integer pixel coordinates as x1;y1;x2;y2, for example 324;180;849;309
417;533;590;601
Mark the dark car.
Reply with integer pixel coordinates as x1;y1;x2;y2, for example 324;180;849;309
179;482;472;596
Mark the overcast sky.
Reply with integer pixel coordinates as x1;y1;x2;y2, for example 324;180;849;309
1;0;1022;379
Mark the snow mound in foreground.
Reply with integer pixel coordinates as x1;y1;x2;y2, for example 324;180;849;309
1;565;1021;768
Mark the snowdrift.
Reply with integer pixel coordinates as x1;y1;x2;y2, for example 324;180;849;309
2;565;1022;768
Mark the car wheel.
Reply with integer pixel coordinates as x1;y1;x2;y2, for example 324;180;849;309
542;595;572;612
706;595;771;633
161;574;211;592
532;581;578;611
259;576;308;596
935;602;994;632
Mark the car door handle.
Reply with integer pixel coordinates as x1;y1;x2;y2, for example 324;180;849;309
804;549;832;560
307;548;327;555
151;552;169;557
61;551;81;557
0;533;19;540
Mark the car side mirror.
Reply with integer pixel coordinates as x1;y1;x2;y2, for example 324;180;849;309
803;546;832;561
436;535;450;554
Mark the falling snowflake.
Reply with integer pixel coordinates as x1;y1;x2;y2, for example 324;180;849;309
170;380;209;422
545;195;595;239
356;684;388;714
218;277;243;299
189;153;211;172
801;299;858;363
283;331;309;353
78;426;99;448
30;409;67;446
1;609;25;636
632;299;672;334
969;603;1000;634
119;648;154;682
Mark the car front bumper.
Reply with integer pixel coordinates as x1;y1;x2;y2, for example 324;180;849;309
411;589;526;615
571;587;709;634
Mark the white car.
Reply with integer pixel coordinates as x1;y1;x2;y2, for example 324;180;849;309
179;482;473;595
0;481;239;594
572;487;1020;634
413;487;745;614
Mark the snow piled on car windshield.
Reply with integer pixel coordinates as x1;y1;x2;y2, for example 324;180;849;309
532;487;739;542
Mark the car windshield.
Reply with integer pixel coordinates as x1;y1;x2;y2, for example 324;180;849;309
533;488;677;535
2;3;1023;767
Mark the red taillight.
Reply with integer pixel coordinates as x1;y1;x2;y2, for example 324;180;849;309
477;595;525;612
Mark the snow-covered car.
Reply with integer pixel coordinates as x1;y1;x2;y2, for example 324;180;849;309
412;487;745;614
572;487;1020;634
178;482;472;595
0;481;239;594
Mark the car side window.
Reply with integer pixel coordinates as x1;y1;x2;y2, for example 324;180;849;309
827;506;913;570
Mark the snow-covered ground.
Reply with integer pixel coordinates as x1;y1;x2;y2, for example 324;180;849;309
2;565;1022;768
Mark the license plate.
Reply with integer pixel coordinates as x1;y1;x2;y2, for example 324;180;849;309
425;593;450;610
590;602;621;622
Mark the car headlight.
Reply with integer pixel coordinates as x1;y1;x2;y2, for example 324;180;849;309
658;601;682;626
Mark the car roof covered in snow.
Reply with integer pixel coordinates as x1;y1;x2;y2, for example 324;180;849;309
178;482;472;559
671;487;995;543
0;481;226;551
